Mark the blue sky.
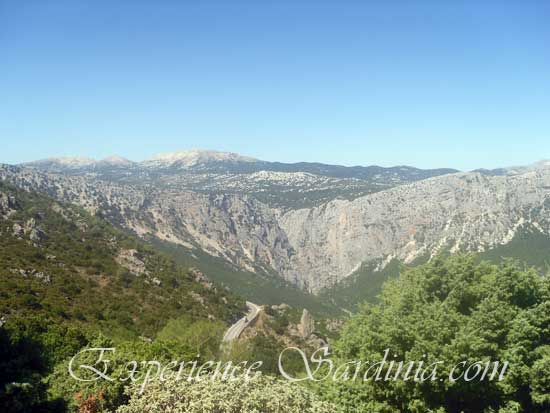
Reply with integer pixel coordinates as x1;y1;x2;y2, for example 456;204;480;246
1;1;549;170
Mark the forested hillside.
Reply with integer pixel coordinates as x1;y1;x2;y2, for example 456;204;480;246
0;182;245;412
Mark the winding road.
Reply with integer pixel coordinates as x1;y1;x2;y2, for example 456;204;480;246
222;301;261;342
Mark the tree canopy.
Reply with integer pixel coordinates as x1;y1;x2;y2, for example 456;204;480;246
322;255;550;413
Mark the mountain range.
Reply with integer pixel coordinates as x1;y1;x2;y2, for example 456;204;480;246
22;151;458;209
3;150;550;309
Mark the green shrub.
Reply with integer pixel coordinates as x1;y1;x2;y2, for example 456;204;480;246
117;375;338;413
322;256;550;413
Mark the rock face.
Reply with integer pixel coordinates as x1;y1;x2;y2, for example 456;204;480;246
10;216;47;242
298;309;315;339
279;171;550;291
115;249;149;276
11;268;51;283
12;223;24;237
25;218;47;242
3;160;550;294
0;191;19;219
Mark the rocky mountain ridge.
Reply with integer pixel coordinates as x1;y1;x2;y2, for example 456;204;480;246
3;155;550;294
22;150;458;209
281;170;550;290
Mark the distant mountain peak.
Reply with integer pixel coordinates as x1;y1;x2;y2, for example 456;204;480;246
100;155;133;165
502;159;550;176
143;149;258;167
25;156;96;168
24;155;135;169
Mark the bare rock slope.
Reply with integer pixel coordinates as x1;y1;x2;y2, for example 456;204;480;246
280;170;550;291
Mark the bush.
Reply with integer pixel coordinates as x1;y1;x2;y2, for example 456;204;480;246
117;375;337;413
47;335;197;413
322;256;550;413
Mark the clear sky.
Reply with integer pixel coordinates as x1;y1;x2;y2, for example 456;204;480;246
1;1;549;170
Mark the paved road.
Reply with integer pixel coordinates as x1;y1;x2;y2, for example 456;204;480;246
222;301;261;342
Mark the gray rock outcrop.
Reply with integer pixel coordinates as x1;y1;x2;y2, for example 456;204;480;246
298;309;315;339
